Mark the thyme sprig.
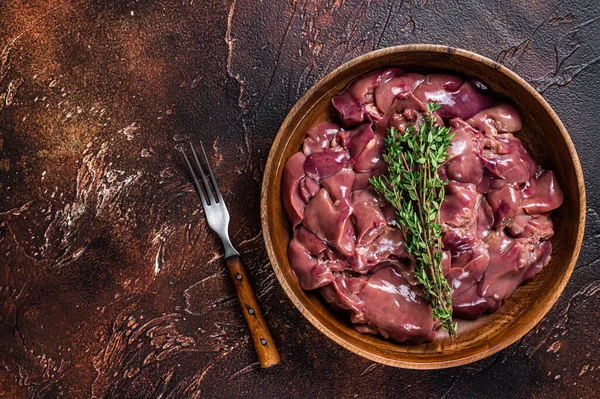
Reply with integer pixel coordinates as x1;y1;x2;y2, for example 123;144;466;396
370;102;457;338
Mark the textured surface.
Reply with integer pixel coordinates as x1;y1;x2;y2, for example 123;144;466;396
0;0;598;398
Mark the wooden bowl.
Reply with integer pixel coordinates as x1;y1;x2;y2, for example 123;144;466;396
260;44;585;369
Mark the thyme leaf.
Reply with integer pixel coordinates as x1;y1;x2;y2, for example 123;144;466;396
370;102;457;338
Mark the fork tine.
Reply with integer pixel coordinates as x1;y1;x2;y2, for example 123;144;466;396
200;142;223;202
190;142;215;205
181;148;208;208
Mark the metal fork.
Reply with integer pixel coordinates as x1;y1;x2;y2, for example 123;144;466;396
181;142;280;368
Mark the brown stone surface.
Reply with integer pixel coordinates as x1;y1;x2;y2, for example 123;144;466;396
0;1;598;398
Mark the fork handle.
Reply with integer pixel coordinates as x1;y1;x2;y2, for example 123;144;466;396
225;255;280;368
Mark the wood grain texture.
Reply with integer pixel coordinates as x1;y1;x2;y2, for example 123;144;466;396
261;44;586;369
0;0;598;397
225;255;280;368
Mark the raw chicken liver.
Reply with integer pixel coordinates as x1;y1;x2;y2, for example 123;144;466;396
282;68;563;343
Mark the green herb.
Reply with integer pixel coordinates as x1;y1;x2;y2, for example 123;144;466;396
370;102;457;338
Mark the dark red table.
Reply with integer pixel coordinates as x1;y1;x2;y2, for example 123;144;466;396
1;1;598;398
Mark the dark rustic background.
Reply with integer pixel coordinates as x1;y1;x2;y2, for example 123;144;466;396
0;0;598;398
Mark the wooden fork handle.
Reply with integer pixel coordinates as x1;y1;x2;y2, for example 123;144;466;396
225;255;280;368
